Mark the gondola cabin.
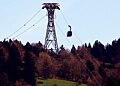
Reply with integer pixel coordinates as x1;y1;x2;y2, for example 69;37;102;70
67;30;72;37
67;25;72;37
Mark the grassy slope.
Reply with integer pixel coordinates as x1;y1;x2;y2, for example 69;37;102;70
37;79;87;86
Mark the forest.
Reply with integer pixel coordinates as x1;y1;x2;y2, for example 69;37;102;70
0;38;120;86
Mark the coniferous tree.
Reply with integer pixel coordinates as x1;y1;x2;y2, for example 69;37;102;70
88;43;92;49
91;40;105;60
86;60;95;73
5;43;21;82
71;45;76;55
23;51;36;86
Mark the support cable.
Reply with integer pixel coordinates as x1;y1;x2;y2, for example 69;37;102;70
90;55;120;86
6;8;42;39
60;10;103;86
73;26;120;85
55;21;72;46
57;12;101;85
61;9;120;86
73;31;83;45
12;15;46;39
78;56;102;86
60;10;69;25
60;10;83;45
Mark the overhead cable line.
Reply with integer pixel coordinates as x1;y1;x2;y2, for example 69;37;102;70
6;8;42;39
90;55;120;86
60;10;69;25
73;31;83;45
60;10;83;45
61;9;119;86
60;10;103;86
55;21;72;46
78;56;102;86
12;15;46;39
23;9;42;26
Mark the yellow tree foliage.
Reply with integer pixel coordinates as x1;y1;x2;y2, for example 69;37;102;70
35;52;56;78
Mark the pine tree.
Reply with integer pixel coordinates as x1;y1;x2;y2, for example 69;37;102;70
23;51;36;86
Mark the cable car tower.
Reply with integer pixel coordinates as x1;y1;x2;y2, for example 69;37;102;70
42;3;60;52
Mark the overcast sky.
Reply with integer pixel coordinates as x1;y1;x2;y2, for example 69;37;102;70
0;0;120;48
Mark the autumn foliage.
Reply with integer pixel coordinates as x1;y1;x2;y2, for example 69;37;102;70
0;38;120;86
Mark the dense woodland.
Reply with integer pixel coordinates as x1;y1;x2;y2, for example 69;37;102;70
0;38;120;86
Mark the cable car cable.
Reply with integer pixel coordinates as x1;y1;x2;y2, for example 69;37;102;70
12;15;46;39
89;53;120;86
60;10;69;25
6;8;42;39
55;21;72;46
77;55;102;86
74;31;119;85
60;10;73;38
24;8;42;26
73;31;83;45
60;9;119;86
74;33;120;86
60;10;82;44
57;12;102;85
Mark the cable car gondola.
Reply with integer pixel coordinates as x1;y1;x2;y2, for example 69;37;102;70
67;25;72;37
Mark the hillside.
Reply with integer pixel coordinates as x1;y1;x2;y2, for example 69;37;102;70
37;79;82;86
0;38;120;86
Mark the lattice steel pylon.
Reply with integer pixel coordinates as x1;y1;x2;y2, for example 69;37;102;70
42;3;60;52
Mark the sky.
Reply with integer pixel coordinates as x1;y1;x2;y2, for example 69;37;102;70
0;0;120;49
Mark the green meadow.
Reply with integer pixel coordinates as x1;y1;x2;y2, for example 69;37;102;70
37;79;87;86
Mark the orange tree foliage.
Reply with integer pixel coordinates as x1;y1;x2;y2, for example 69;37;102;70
0;39;120;86
36;52;56;79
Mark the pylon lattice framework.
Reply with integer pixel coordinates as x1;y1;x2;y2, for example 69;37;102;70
42;3;60;52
